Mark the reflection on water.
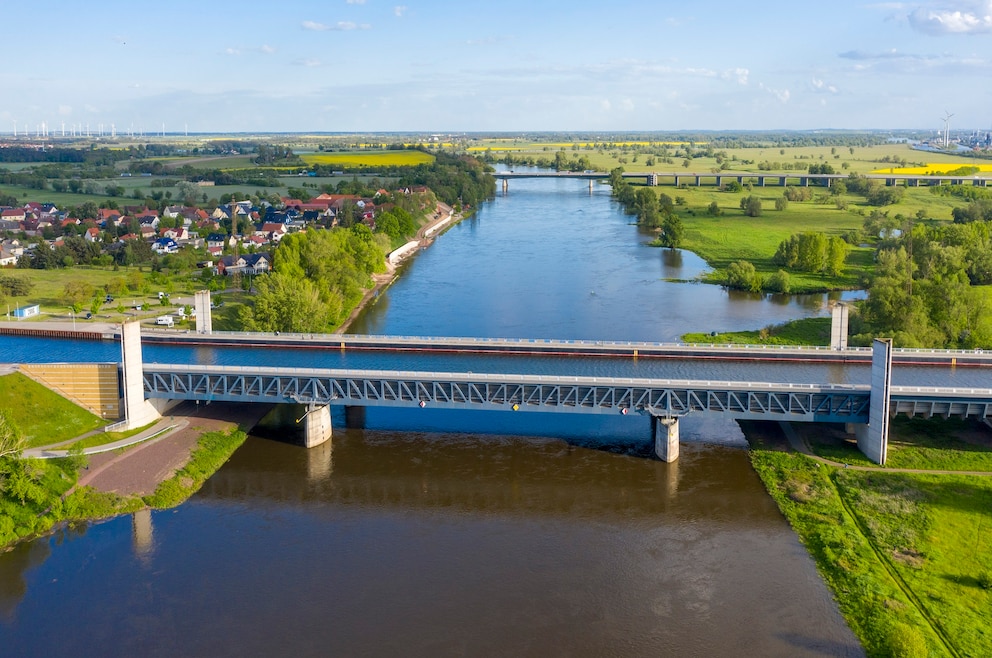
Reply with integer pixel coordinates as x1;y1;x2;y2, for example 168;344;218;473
0;430;862;657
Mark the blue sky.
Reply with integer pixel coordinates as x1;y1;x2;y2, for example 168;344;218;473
3;0;991;133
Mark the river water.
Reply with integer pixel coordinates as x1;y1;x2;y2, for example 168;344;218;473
0;174;863;656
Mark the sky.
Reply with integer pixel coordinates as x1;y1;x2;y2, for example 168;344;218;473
3;0;991;134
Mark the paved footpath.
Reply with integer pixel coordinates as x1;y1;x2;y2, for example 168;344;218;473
23;418;187;459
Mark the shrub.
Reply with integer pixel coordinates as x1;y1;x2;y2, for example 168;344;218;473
766;269;791;293
725;260;762;292
884;622;928;658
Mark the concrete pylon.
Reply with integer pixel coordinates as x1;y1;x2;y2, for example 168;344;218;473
830;303;849;350
194;290;212;334
303;402;332;448
120;321;162;429
652;416;680;462
858;338;893;464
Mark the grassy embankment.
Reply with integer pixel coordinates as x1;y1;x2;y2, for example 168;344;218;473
0;372;105;447
706;308;992;657
750;422;992;657
0;372;247;549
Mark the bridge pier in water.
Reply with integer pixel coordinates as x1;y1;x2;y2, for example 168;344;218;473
303;403;332;449
652;416;680;463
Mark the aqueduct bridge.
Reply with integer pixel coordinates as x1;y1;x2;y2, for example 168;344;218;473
130;330;992;466
5;323;991;465
494;170;992;190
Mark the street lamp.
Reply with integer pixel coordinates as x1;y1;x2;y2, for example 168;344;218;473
69;309;75;330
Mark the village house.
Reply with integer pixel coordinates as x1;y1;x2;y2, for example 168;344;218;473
84;227;101;243
151;237;179;255
216;252;270;276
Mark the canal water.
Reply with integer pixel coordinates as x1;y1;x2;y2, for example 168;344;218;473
0;175;863;656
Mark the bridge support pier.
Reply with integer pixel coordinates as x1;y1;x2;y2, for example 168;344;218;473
120;321;162;430
194;289;212;334
345;405;366;429
848;339;893;464
502;179;508;193
652;416;680;462
830;303;849;349
303;402;332;449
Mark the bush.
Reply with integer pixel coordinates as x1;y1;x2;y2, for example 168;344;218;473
766;269;791;293
740;195;762;217
725;260;763;292
884;622;928;658
775;197;788;211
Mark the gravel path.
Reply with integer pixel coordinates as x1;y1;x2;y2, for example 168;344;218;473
73;402;271;498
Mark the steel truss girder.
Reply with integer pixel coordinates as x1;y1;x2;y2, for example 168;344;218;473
142;366;890;421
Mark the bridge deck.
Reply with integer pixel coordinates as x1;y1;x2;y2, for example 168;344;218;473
142;363;992;423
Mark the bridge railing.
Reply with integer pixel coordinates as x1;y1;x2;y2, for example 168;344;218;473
142;329;992;359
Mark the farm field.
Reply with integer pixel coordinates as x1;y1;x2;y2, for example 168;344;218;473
301;150;435;168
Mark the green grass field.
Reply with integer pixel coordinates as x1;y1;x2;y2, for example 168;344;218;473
0;372;105;447
747;419;992;657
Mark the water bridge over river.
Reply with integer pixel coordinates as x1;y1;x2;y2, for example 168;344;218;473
494;170;992;191
5;322;991;464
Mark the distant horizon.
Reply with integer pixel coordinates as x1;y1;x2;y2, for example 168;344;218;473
1;127;989;139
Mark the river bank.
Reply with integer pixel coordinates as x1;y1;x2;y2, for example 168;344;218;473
0;399;269;551
336;202;464;334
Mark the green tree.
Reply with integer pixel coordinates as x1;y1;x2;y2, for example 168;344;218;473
660;214;684;248
725;260;762;292
740;195;762;217
766;269;791;293
0;409;24;459
239;272;338;333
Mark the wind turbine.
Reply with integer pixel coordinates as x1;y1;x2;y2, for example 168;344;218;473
941;111;954;148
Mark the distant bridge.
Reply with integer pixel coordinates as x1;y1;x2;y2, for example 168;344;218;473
493;170;992;190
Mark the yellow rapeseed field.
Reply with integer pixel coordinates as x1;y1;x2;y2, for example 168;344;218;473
467;141;698;152
301;151;435;167
871;163;992;175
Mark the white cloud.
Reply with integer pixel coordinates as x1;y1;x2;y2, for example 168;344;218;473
600;99;611;111
811;77;839;93
347;0;367;3
721;67;749;85
395;6;408;17
908;1;992;34
302;20;371;31
224;48;241;56
760;83;791;103
260;44;276;54
294;58;322;67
